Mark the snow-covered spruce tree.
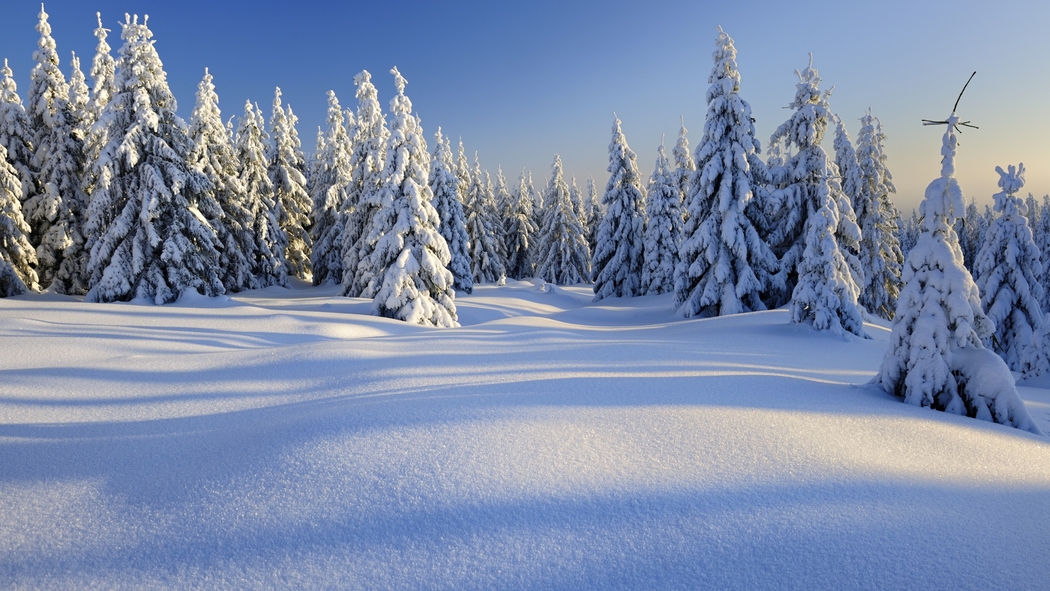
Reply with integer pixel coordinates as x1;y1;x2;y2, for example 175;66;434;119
428;127;473;293
672;118;695;211
641;141;682;295
765;56;863;315
81;13;117;200
236;100;287;288
463;153;507;285
877;95;1040;433
592;115;647;301
529;170;546;241
309;90;352;286
25;5;88;293
366;67;457;327
342;70;389;297
569;175;586;230
535;154;591;285
0;60;37;209
973;163;1045;370
832;115;861;210
484;169;509;271
67;52;91;142
187;68;252;292
504;169;537;280
853;111;904;320
898;209;920;259
956;198;987;275
84;15;223;304
0;144;39;295
674;28;777;318
585;177;602;253
267;87;311;280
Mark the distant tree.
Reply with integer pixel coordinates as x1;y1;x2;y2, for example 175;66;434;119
67;52;91;142
84;15;223;304
898;209;920;260
535;154;591;285
309;91;352;286
585;177;601;253
236;101;287;288
832;115;861;211
268;88;312;280
504;169;537;280
592;115;646;301
463;154;506;285
0;60;37;210
0;144;39;296
81;13;117;200
671;117;695;220
641;141;681;295
367;68;457;327
428;127;473;293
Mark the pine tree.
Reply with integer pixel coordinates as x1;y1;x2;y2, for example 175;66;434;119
494;166;512;266
429;127;473;293
67;52;91;142
84;15;223;304
535;154;591;285
671;117;695;221
956;198;987;275
367;68;457;327
309;91;352;286
24;5;88;293
236;100;287;288
641;141;682;295
832;115;861;211
268;88;312;280
592;115;646;301
463;153;506;284
974;163;1044;370
854;111;904;320
81;13;116;200
877;92;1039;433
187;68;252;292
0;60;37;210
342;70;389;297
585;177;601;253
0;144;39;296
504;169;537;280
674;27;777;317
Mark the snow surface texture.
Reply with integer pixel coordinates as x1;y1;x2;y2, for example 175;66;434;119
2;281;1049;590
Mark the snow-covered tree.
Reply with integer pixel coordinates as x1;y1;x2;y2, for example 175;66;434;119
585;177;601;253
504;169;537;280
535;154;591;285
765;55;863;319
309;90;352;286
0;60;37;209
236;100;287;288
463;153;506;285
832;115;861;211
674;28;777;318
592;115;647;301
956;198;987;275
641;142;681;295
973;163;1044;370
25;5;88;293
267;88;311;280
898;209;920;259
67;52;91;142
429;127;473;293
0;144;39;295
84;15;223;304
877;95;1039;433
853;111;904;320
81;13;116;200
342;70;388;297
672;117;695;211
366;67;457;327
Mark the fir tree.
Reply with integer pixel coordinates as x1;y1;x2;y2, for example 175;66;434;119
585;177;602;253
671;117;695;221
81;13;116;200
641;141;682;295
956;198;986;275
429;127;473;293
84;15;223;304
268;87;312;280
535;154;591;285
309;91;352;286
0;144;39;295
25;5;88;293
67;52;91;142
0;60;37;209
367;67;458;327
236;100;287;288
674;27;777;317
592;115;646;301
504;169;537;280
974;163;1044;370
832;115;861;211
854;111;904;320
463;153;506;285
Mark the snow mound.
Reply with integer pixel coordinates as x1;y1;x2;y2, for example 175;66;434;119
951;347;1044;435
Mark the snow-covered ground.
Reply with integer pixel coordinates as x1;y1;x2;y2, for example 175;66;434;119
2;279;1048;590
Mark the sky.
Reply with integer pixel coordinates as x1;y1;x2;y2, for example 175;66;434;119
1;0;1048;214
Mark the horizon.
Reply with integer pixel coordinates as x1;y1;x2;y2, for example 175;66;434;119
1;0;1047;214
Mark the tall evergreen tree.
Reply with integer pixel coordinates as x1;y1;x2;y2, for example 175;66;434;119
84;15;223;304
367;68;457;327
81;13;116;201
585;177;601;253
535;154;591;285
672;117;695;220
309;90;352;286
0;144;39;296
832;115;861;211
463;153;506;285
428;127;473;293
0;60;37;209
853;111;903;319
592;115;647;301
504;169;537;280
268;87;312;280
674;27;777;317
25;5;88;293
236;100;287;288
641;141;682;295
67;52;91;142
974;163;1045;370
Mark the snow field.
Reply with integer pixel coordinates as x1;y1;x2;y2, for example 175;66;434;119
1;279;1048;589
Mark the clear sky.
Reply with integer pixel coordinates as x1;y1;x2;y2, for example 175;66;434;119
2;0;1048;214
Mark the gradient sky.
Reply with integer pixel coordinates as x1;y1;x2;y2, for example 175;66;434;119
1;0;1048;214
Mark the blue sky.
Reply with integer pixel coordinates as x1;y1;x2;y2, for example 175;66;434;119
2;0;1048;213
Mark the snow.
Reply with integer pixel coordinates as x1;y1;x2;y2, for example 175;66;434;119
2;281;1049;589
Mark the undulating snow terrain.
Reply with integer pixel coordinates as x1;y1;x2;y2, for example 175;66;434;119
2;281;1049;589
